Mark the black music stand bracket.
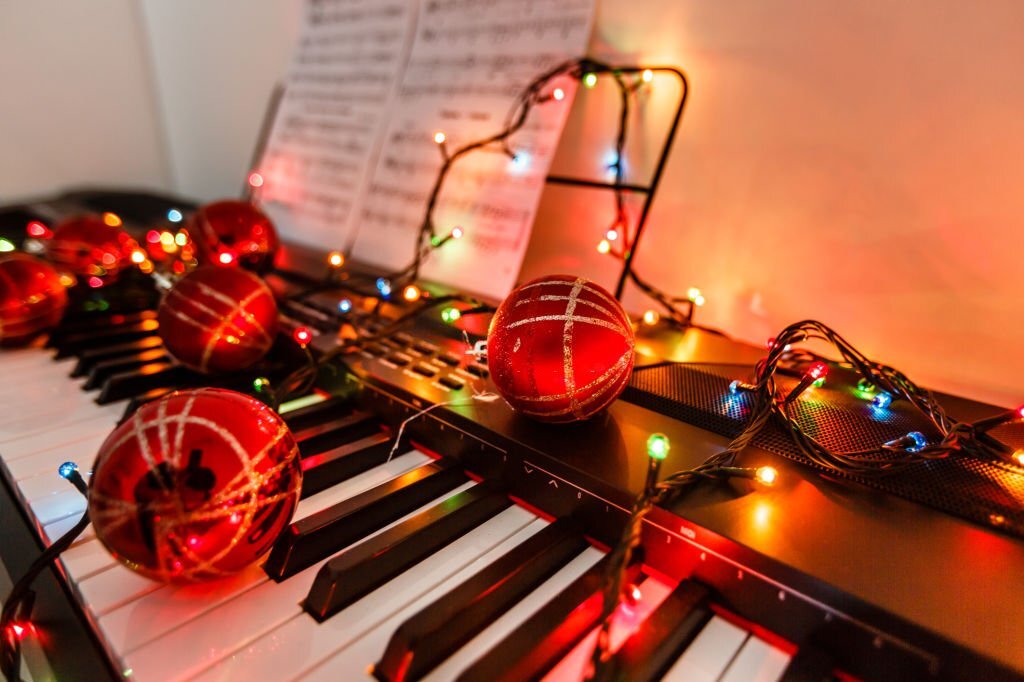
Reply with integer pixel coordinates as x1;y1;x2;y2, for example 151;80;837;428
542;65;689;301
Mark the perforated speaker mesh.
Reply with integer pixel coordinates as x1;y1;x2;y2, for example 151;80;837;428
624;363;1024;538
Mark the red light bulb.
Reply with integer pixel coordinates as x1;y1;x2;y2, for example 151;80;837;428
807;362;828;380
293;327;312;346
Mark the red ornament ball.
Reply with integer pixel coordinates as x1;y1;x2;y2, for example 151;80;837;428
188;200;279;270
158;266;278;373
0;254;68;346
88;388;302;583
487;275;635;423
46;215;137;285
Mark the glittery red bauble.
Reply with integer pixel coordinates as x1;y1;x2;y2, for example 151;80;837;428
0;254;68;346
47;215;137;285
188;200;279;270
88;388;302;583
158;266;278;374
487;275;635;423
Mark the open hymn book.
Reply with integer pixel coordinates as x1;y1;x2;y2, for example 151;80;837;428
255;0;595;299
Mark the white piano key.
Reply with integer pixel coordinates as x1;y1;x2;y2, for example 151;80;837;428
719;635;792;682
198;509;543;682
26;487;87;525
0;410;122;459
661;615;749;682
95;450;436;654
18;469;91;502
278;392;328;414
77;564;164;616
542;573;676;682
60;539;117;581
116;482;481;681
5;431;109;480
43;516;94;546
422;546;606;681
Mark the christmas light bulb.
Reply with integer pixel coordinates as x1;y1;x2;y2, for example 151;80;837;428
102;212;122;227
0;238;14;252
376;278;392;296
647;433;670;460
253;377;269;393
755;466;778;486
441;307;461;324
58;461;78;479
248;172;264;188
27;221;48;238
641;69;654;83
729;380;741;394
872;392;893;409
597;239;611;254
642;310;660;326
857;378;877;394
451;226;464;239
338;298;352;313
87;276;103;288
1017;405;1024;419
806;362;828;380
1012;450;1024;466
130;250;146;264
403;284;422;302
766;337;793;352
293;327;313;346
606;228;619;241
887;431;928;453
552;87;565;101
626;583;643;604
327;251;345;268
174;232;188;247
687;287;705;306
167;209;183;223
434;131;446;144
583;72;598;88
218;251;235;265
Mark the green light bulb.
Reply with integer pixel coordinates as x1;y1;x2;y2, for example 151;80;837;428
647;433;670;460
583;73;598;88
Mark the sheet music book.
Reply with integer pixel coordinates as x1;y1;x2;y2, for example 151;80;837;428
256;0;595;299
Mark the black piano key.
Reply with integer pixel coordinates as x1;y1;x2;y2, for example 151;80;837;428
594;580;711;682
95;363;189;404
84;348;170;390
54;319;160;358
49;309;157;343
304;485;510;622
779;646;837;682
265;459;466;581
72;335;166;377
374;518;588;682
456;556;643;682
281;396;354;431
299;432;396;498
294;412;382;456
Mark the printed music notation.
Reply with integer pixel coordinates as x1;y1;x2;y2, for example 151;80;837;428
257;0;595;298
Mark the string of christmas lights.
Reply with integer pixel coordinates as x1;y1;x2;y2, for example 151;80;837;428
586;319;1024;676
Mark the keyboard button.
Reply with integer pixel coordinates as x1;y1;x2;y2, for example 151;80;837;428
375;518;586;681
393;332;415;346
412;363;437;378
364;343;389;356
265;459;466;581
386;353;412;367
412;341;438;355
439;375;465;390
304;485;510;621
438;352;462;366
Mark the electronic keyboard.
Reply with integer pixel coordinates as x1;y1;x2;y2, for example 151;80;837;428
1;190;1023;682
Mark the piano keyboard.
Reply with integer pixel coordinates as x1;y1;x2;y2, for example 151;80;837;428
0;309;802;681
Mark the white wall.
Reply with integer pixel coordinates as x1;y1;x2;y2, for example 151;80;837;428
137;0;300;202
0;0;170;201
1;1;1021;406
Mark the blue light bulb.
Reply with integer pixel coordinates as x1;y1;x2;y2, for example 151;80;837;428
872;392;893;409
729;380;741;394
338;298;352;313
376;278;392;296
906;431;927;453
58;461;78;479
167;209;183;223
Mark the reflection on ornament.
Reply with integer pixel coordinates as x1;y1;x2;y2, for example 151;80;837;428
46;215;137;286
88;388;302;583
487;274;635;423
0;254;68;346
158;266;278;373
188;200;279;271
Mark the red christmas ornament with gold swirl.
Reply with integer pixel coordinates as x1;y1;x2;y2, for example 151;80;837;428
487;274;635;423
88;388;302;583
157;266;278;374
46;214;138;286
188;200;279;271
0;254;68;346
